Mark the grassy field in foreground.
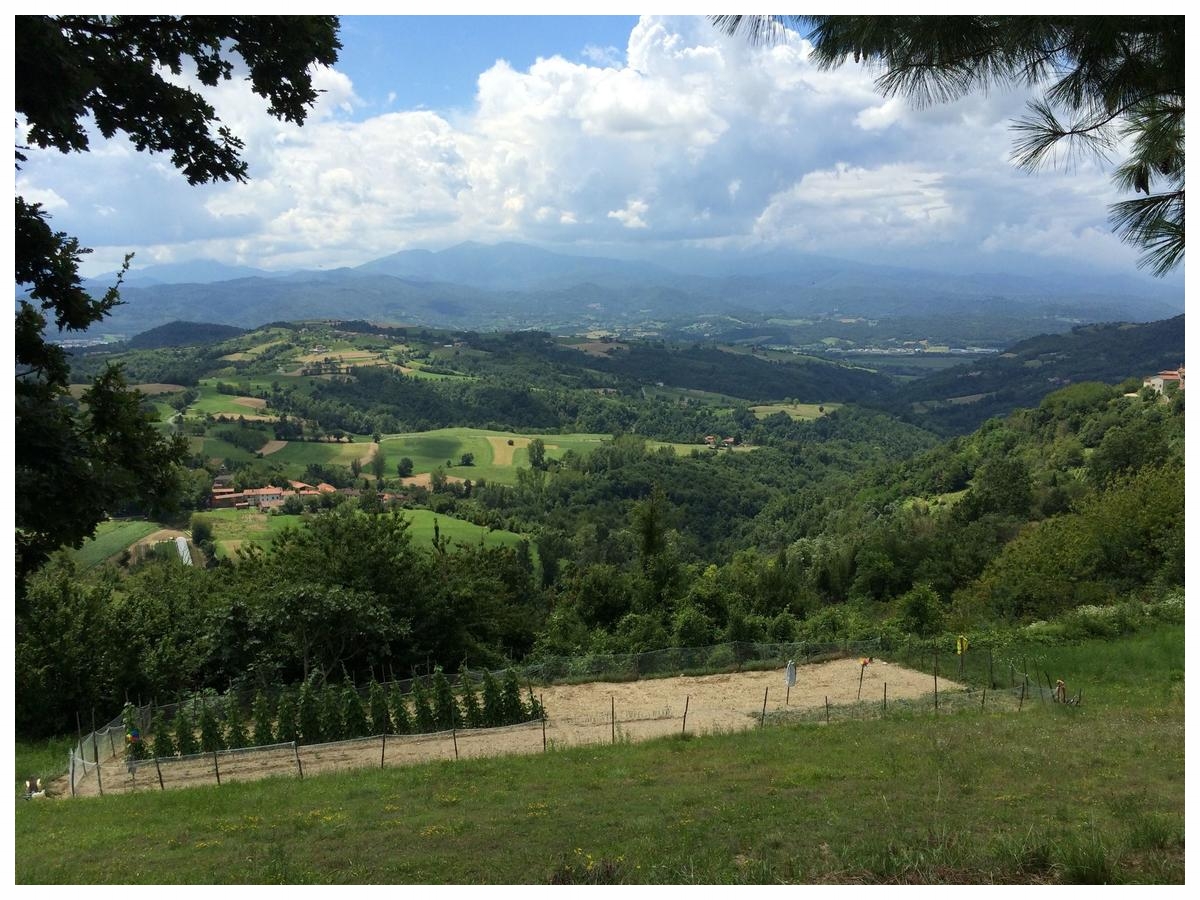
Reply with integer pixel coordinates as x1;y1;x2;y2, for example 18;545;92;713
15;627;1182;884
71;519;161;569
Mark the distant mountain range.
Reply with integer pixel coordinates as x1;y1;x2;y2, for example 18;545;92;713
72;241;1183;339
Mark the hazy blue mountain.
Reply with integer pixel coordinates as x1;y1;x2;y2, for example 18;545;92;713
72;241;1183;339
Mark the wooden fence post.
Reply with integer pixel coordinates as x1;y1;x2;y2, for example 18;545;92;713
857;663;865;700
981;688;986;711
380;734;387;769
988;650;994;689
154;755;165;791
1018;681;1026;712
825;696;830;724
611;695;615;745
934;654;939;711
883;683;887;713
92;709;103;796
760;687;768;728
541;695;547;752
212;749;221;786
293;741;303;780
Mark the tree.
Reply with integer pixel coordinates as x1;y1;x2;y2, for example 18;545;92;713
714;16;1184;275
397;457;415;478
298;678;322;745
459;452;475;467
15;16;341;588
527;438;547;470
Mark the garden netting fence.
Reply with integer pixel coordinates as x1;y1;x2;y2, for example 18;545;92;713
62;635;1085;799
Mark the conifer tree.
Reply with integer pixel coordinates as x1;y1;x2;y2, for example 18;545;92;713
252;690;275;746
275;689;300;744
481;670;504;728
298;679;322;745
223;696;248;750
459;674;483;729
342;681;369;738
368;680;392;735
501;670;526;725
150;707;174;759
173;704;199;756
389;685;413;735
410;676;436;733
122;702;149;762
320;682;344;741
431;669;460;730
198;698;225;753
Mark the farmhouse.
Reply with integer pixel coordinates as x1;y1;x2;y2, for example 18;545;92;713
1144;365;1185;394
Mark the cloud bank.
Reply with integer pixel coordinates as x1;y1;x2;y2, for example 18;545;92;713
17;16;1151;279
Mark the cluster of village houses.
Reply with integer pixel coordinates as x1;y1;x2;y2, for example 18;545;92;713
210;479;404;511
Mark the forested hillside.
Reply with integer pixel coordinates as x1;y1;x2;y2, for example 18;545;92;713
19;316;1183;736
878;316;1185;434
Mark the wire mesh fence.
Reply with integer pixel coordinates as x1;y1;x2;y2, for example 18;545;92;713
60;636;1085;799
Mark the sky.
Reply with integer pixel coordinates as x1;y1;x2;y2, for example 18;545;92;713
11;13;1186;288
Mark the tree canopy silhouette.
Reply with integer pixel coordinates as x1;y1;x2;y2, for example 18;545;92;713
14;15;341;587
712;15;1183;276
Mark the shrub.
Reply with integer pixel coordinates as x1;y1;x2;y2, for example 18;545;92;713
223;697;248;749
480;670;504;727
389;686;413;735
275;689;299;744
501;670;526;725
410;677;436;733
252;691;275;746
173;705;199;756
431;670;460;730
367;680;391;736
342;682;369;738
149;708;174;759
320;683;344;741
198;698;225;753
298;680;322;745
459;674;483;729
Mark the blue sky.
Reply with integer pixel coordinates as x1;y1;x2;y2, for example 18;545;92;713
335;16;640;116
12;14;1183;292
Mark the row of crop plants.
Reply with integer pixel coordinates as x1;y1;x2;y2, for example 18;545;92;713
120;670;543;761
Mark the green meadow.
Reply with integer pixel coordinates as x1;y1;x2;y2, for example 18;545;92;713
14;626;1183;884
198;507;527;559
751;402;841;420
381;428;611;485
70;519;161;569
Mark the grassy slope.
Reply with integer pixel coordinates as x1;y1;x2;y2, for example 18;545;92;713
382;429;611;485
200;508;526;559
71;520;161;569
15;627;1182;884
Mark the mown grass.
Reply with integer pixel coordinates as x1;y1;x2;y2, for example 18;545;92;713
199;508;528;559
751;402;841;420
70;519;161;569
14;627;1182;884
381;428;611;485
266;438;374;469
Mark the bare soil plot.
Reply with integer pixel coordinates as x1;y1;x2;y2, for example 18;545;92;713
130;383;189;395
63;659;956;798
232;396;267;410
259;440;288;456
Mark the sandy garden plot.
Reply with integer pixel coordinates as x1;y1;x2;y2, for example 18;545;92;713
63;658;956;798
399;472;467;489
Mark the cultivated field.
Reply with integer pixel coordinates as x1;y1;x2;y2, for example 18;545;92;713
381;428;611;484
64;658;951;798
